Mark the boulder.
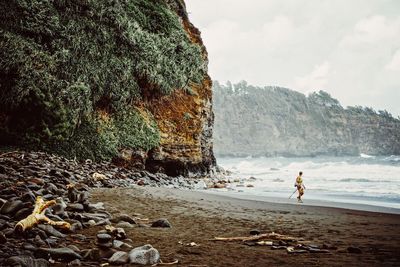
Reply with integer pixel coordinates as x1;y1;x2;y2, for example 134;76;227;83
129;244;160;265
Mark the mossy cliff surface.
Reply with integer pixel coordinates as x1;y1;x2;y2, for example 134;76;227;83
0;0;215;176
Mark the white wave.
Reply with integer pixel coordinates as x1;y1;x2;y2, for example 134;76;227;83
360;153;375;158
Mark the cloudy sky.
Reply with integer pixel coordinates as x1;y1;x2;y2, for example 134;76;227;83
186;0;400;116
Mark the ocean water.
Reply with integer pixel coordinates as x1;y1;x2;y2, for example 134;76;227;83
216;155;400;210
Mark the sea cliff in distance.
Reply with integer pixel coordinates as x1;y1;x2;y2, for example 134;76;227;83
213;81;400;157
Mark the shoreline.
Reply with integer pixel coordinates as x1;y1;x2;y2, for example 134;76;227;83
198;189;400;215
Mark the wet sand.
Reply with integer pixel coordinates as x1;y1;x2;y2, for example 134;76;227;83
90;186;400;266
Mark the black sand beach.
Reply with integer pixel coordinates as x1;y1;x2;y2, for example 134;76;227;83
89;186;400;266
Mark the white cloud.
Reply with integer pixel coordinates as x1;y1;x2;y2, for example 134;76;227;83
340;15;400;47
186;0;400;116
261;16;294;46
385;49;400;71
293;62;331;92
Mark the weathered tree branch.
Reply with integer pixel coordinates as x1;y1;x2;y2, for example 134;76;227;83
15;196;71;232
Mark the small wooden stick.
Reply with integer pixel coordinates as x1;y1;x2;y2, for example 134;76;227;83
152;260;179;266
213;232;298;242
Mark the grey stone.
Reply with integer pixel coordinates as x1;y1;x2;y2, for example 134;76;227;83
68;259;82;266
116;221;135;228
0;199;23;214
14;208;32;221
151;218;172;228
0;232;6;244
111;214;136;224
109;251;129;265
6;256;50;267
129;244;160;265
67;203;84;212
38;224;66;238
37;247;82;261
115;228;126;240
97;233;112;248
113;240;133;250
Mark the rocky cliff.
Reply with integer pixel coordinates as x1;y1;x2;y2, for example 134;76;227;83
0;0;215;176
213;81;400;157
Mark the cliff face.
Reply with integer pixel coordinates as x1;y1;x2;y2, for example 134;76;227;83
0;0;215;176
213;81;400;157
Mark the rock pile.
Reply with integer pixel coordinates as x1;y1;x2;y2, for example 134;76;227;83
0;151;181;266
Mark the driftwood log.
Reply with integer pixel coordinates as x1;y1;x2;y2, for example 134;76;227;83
15;196;71;232
213;232;299;242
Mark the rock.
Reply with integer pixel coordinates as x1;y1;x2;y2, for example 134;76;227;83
151;218;172;228
37;247;82;261
34;235;47;247
70;222;83;232
0;232;6;244
116;221;135;228
67;203;84;212
109;251;129;265
87;202;104;211
6;256;50;267
23;242;38;251
97;233;112;243
115;228;126;240
246;184;254;187
67;245;81;253
38;224;66;238
0;198;6;207
129;244;160;265
347;246;362;254
0;199;23;214
14;208;33;221
95;219;111;226
87;220;96;227
68;259;82;266
213;183;226;189
45;237;60;246
112;214;137;224
113;240;133;250
249;229;261;235
21;191;36;203
28;178;45;185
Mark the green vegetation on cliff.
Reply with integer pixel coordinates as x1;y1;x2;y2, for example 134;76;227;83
213;81;400;157
0;0;206;160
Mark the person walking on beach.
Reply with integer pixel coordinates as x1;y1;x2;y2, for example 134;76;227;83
295;171;306;203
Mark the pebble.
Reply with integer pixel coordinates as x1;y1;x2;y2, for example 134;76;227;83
112;214;137;224
38;224;66;238
67;203;84;212
97;233;112;243
151;218;172;228
0;199;23;214
37;247;82;261
109;251;129;265
113;240;133;250
0;232;6;244
116;221;135;228
6;256;50;267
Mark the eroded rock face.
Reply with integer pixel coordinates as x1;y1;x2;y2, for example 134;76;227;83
144;1;216;177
